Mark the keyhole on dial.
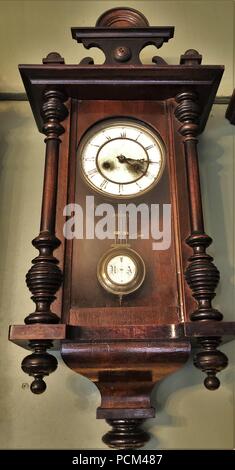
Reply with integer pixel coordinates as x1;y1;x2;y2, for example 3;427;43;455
102;161;111;170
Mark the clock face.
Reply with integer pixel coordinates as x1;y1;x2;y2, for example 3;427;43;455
107;255;137;285
97;246;146;296
78;118;165;198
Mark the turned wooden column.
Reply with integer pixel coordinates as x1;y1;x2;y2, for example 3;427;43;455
174;89;228;390
21;88;68;394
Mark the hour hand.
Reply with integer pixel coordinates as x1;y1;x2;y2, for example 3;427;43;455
117;154;128;163
117;154;148;174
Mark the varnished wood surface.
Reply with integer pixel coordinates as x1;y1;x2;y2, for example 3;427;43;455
71;24;174;66
52;99;71;318
174;90;227;387
61;340;191;411
95;7;150;28
68;100;180;326
19;64;223;134
9;322;235;348
24;89;68;326
9;324;66;350
61;337;190;436
69;307;180;326
56;98;196;328
16;89;68;393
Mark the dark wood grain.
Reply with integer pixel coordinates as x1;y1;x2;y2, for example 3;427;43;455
66;99;183;327
22;340;58;394
71;26;174;65
9;322;235;348
71;7;173;67
20;88;68;393
96;7;150;28
193;338;228;390
19;65;223;134
175;91;223;322
174;90;228;388
25;89;68;325
102;419;149;449
61;339;190;447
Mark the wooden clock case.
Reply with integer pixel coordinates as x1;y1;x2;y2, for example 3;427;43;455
9;8;235;449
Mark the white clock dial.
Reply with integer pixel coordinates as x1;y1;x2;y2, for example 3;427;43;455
79;118;165;198
97;246;146;296
107;255;137;285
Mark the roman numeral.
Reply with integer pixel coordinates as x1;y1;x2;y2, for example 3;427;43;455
109;265;117;274
87;168;98;177
103;132;111;141
145;145;154;150
100;179;108;189
120;129;126;138
119;184;124;194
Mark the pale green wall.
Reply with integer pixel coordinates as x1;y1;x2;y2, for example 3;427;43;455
0;0;234;449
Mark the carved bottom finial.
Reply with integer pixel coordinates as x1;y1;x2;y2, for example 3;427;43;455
102;419;149;449
193;338;228;390
21;340;57;394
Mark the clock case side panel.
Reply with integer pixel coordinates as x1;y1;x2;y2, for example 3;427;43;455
52;98;73;319
57;99;78;323
167;98;197;323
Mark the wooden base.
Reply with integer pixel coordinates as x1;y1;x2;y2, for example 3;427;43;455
60;339;190;449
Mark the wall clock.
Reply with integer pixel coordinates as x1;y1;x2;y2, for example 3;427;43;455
9;7;235;449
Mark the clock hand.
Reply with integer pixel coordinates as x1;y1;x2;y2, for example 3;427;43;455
127;157;148;164
117;155;148;164
117;155;148;174
117;154;128;163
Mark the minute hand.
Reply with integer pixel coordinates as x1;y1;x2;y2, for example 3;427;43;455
126;157;148;164
117;155;148;164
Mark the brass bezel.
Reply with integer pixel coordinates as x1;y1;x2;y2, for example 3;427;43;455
78;117;166;199
97;245;146;296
